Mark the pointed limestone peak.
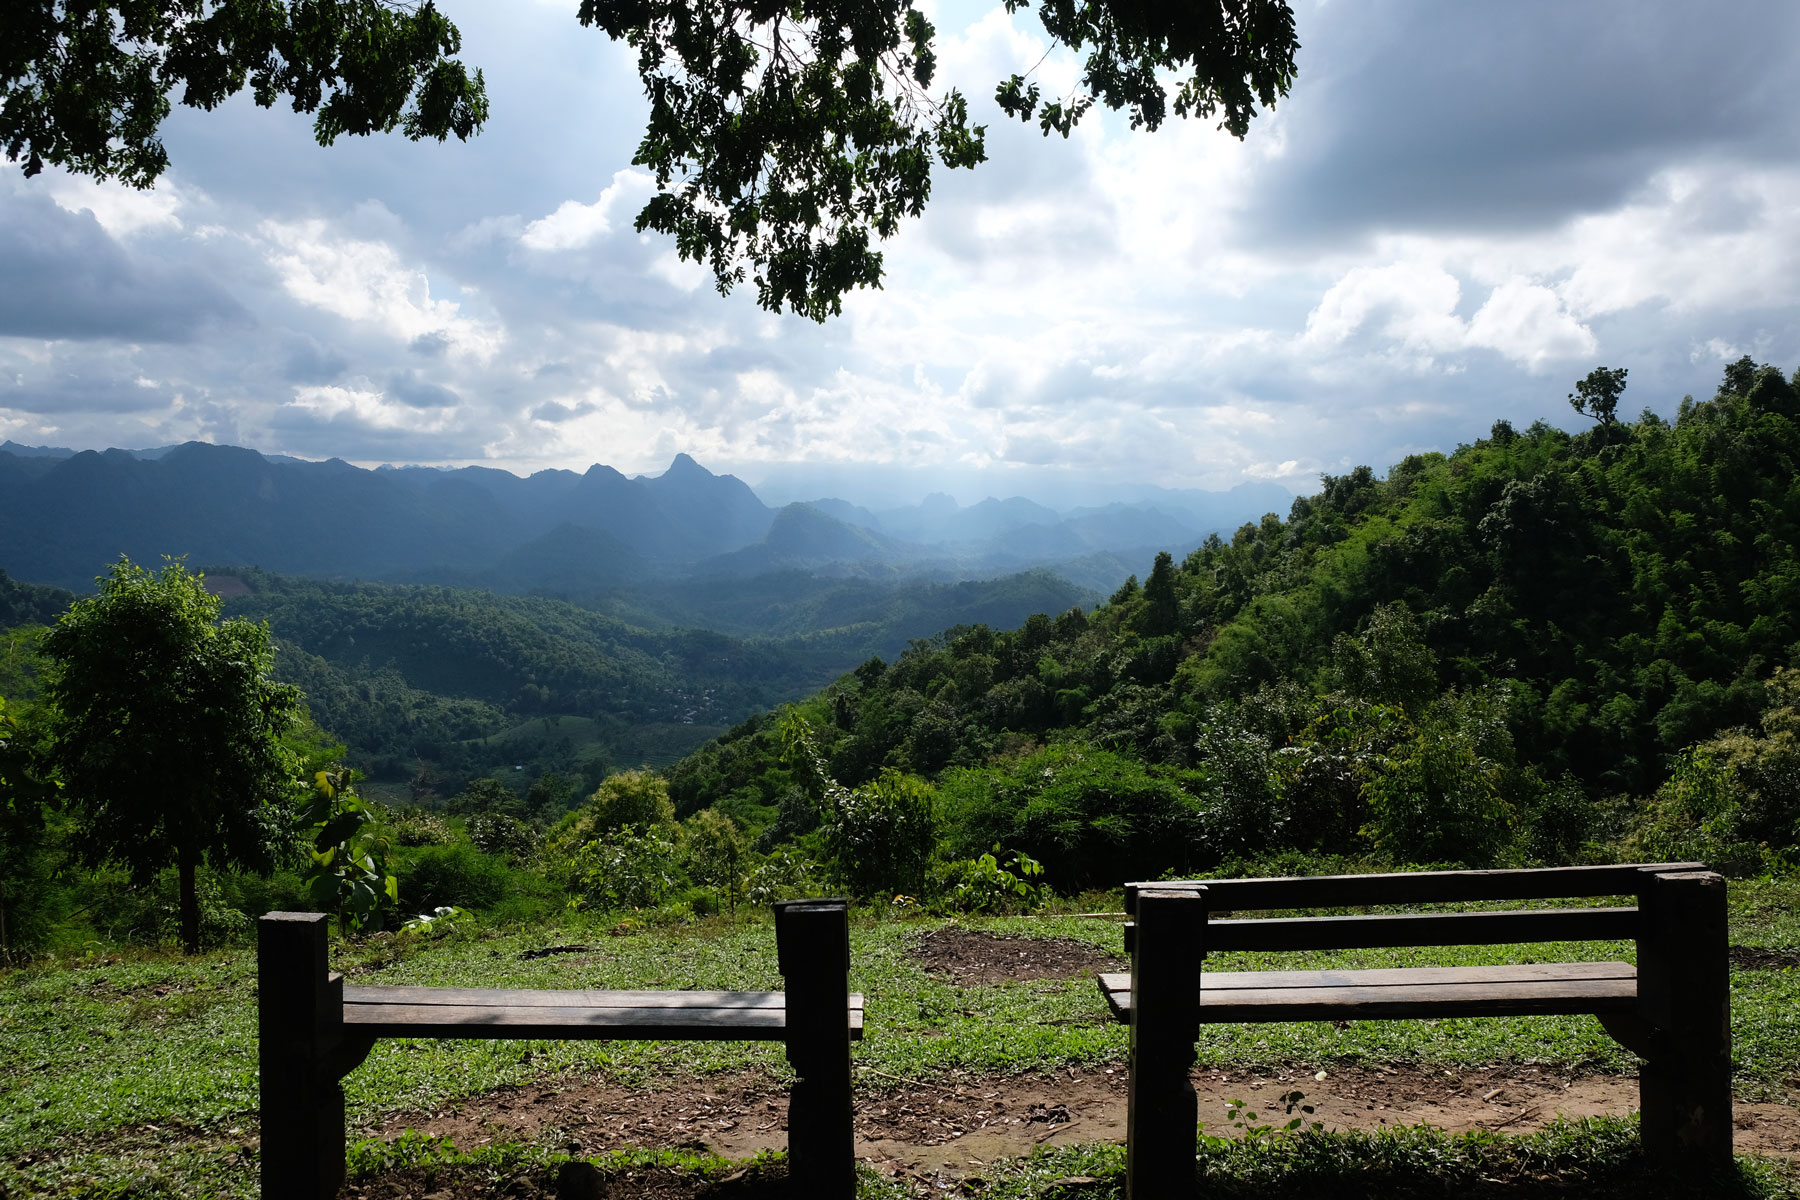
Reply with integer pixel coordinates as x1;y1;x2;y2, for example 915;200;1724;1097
662;452;710;478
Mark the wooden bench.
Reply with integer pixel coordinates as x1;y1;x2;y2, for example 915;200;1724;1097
1096;864;1729;1199
259;899;862;1200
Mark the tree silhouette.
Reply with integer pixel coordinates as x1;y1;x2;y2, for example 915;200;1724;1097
1569;366;1628;428
5;0;1297;318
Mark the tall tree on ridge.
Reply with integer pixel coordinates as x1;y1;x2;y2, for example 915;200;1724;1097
1569;366;1628;430
41;557;300;954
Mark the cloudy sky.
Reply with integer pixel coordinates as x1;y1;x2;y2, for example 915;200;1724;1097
4;0;1798;506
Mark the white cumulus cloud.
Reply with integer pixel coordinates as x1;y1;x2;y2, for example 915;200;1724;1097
519;170;656;252
261;219;503;363
1465;280;1596;371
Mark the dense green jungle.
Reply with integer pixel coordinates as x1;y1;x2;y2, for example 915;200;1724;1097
669;357;1800;888
3;562;1093;788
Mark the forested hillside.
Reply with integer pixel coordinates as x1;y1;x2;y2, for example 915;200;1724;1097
0;571;70;632
208;569;1094;789
672;359;1800;884
213;573;860;787
571;567;1099;642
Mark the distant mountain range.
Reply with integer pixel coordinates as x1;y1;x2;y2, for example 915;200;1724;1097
0;440;1292;595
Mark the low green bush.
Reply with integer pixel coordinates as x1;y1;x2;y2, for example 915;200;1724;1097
938;741;1202;889
741;845;823;905
81;865;252;947
386;808;458;847
223;867;313;920
395;843;517;913
468;811;540;863
565;826;683;912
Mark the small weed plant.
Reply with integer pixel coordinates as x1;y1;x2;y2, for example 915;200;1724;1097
941;844;1049;914
1208;1089;1322;1148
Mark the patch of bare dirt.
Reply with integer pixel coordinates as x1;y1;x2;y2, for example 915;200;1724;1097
850;1064;1800;1182
1731;945;1800;970
366;1072;789;1162
364;1060;1800;1194
907;927;1124;986
345;1161;791;1200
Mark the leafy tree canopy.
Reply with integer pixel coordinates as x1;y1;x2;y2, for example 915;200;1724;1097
1569;365;1628;427
3;0;1296;318
586;768;677;831
2;0;488;187
0;693;60;962
40;557;301;953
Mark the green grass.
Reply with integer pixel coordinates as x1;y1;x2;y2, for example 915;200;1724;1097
962;1119;1800;1199
4;880;1799;1196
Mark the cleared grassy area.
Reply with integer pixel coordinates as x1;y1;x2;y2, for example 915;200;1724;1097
3;879;1799;1197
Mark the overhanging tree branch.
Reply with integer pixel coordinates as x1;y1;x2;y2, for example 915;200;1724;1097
4;0;1296;320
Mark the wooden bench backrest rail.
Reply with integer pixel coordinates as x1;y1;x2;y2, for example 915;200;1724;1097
1126;906;1641;953
259;900;857;1200
1113;865;1731;1200
1117;862;1707;956
1122;861;1707;913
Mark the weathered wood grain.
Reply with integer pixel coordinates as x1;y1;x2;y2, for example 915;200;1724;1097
1106;863;1731;1179
1124;862;1704;914
1122;906;1639;954
1098;962;1637;1023
343;985;787;1009
340;994;866;1040
260;901;863;1200
1126;884;1205;1200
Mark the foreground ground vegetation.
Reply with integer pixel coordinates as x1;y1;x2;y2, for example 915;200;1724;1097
4;886;1800;1197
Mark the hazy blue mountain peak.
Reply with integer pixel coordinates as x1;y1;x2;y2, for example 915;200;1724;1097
0;440;76;458
919;492;959;514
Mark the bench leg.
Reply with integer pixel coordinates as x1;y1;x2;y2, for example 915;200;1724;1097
1126;884;1206;1200
776;899;855;1200
259;912;352;1200
1636;870;1732;1168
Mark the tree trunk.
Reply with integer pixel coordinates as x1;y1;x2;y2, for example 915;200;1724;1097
178;845;200;955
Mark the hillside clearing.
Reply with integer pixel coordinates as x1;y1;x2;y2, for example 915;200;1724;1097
6;881;1800;1196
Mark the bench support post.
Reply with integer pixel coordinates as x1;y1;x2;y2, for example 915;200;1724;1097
259;912;353;1200
1637;869;1732;1168
776;898;855;1200
1126;883;1205;1200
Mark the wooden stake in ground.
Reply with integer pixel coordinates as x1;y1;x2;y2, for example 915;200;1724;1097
1125;883;1205;1200
1637;869;1732;1166
777;898;857;1199
258;912;372;1200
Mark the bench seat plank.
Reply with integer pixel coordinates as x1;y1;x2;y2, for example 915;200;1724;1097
345;985;787;1009
342;988;865;1041
1097;962;1636;1023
